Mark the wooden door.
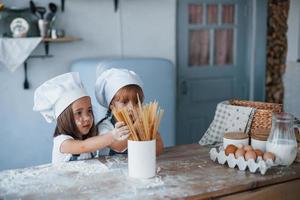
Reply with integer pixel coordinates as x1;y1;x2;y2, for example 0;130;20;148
177;0;249;144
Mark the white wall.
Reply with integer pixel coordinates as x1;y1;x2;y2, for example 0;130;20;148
285;0;300;118
0;0;176;170
287;0;300;62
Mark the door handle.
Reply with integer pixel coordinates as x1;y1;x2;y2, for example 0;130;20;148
181;80;188;95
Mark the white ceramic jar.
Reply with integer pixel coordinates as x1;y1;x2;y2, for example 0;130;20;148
251;138;267;152
128;139;156;179
223;132;249;149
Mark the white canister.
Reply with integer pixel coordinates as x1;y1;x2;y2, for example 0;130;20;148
223;132;249;149
223;137;249;149
128;139;156;179
251;138;267;152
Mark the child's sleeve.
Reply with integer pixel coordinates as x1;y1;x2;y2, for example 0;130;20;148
52;135;74;163
54;135;74;151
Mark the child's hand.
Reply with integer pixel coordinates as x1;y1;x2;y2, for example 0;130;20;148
112;122;130;141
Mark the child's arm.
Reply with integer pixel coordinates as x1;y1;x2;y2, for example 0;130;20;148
61;122;129;154
60;134;114;154
156;132;164;156
109;140;128;152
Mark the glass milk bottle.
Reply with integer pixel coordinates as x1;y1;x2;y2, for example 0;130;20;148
266;112;298;166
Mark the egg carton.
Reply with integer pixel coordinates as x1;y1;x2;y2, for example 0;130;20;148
209;147;280;175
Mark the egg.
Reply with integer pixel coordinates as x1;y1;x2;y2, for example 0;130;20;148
254;149;264;157
245;150;257;161
225;144;237;156
263;152;276;161
235;148;246;159
237;144;244;149
244;145;253;151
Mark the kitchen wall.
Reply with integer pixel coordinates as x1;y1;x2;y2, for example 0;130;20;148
285;0;300;118
287;0;300;62
0;0;176;170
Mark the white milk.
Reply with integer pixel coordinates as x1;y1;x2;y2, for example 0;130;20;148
266;139;297;166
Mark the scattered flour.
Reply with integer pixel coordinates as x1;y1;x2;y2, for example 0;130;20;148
0;160;108;197
1;151;294;200
0;157;168;199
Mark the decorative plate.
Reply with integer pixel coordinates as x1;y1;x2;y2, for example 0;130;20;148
10;17;29;38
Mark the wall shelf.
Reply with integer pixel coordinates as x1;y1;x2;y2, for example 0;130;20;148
42;36;81;43
41;36;81;55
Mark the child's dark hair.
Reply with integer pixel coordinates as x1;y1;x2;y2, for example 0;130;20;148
54;103;97;139
97;84;144;125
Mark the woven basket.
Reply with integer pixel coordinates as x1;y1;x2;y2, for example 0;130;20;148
229;100;283;139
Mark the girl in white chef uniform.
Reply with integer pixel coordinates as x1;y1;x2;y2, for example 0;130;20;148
95;67;164;156
33;72;129;164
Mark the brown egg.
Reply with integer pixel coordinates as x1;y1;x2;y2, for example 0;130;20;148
263;152;276;161
254;149;264;157
237;144;244;149
235;148;246;159
244;145;253;151
225;144;237;156
245;150;257;161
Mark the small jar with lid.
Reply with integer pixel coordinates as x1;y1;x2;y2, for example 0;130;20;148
251;128;270;152
223;132;249;149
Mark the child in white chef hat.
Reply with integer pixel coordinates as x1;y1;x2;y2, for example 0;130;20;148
33;72;130;164
95;67;164;156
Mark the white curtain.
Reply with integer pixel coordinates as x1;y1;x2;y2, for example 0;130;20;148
188;4;234;67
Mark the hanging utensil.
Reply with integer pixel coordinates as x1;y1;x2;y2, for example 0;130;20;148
45;12;54;22
29;1;39;18
23;61;29;89
36;6;46;19
49;3;57;13
46;3;57;22
114;0;119;12
61;0;65;11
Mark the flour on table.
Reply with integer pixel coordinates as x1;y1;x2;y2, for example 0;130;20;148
0;159;108;197
53;159;109;175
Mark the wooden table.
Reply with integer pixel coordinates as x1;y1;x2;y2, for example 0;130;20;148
1;144;300;199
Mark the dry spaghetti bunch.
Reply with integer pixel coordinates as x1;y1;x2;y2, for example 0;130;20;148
112;97;164;141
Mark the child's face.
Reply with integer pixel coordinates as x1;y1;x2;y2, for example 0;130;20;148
109;85;144;111
110;96;140;111
72;96;93;135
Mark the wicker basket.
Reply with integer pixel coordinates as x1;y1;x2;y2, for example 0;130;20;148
229;100;283;139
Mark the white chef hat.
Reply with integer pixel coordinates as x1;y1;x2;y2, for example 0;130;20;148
95;66;143;108
33;72;88;123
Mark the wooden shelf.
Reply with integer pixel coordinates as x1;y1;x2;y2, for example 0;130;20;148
42;36;81;43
